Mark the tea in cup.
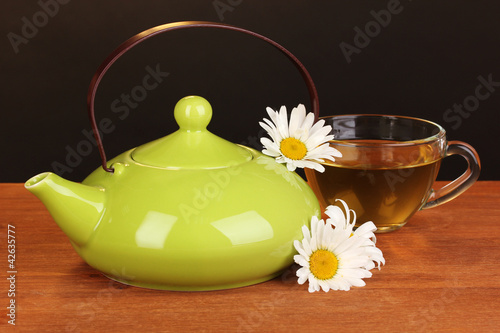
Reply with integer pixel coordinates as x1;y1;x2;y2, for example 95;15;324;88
305;115;480;232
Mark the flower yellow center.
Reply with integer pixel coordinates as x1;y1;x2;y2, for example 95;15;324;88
309;249;338;280
280;137;307;160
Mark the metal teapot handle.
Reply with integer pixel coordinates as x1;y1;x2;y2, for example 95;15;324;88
87;21;319;173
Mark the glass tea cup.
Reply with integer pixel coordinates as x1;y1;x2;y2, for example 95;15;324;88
305;114;481;233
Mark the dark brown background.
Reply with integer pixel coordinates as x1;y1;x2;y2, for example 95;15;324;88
2;1;499;182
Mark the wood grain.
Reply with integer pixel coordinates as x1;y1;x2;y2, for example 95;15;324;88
1;182;499;332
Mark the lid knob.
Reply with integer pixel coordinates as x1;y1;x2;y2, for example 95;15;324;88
130;95;253;169
174;96;212;131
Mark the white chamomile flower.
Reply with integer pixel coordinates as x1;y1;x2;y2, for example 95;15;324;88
259;104;342;172
293;200;385;292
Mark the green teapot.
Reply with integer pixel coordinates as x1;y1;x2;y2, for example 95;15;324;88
25;22;321;291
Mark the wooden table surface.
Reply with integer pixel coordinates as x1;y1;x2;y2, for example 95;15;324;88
1;181;499;332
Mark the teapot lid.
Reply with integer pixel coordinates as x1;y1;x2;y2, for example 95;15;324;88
131;96;252;168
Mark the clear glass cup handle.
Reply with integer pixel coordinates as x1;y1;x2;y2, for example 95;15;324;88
422;141;481;210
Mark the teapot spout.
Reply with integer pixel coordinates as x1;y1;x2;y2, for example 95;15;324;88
25;172;105;246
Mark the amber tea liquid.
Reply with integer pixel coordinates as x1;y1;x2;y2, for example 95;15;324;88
306;140;442;232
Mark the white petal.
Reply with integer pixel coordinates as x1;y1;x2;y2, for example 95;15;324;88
301;111;315;131
307;144;342;160
309;162;325;173
318;279;331;292
266;107;279;125
364;261;376;271
311;277;321;292
364;247;385;268
294;254;309;267
345;277;366;288
259;121;280;144
321;221;332;249
293;159;325;172
335;199;352;225
275;156;286;163
301;225;311;243
306;126;334;150
310;216;319;238
276;105;289;139
294;240;309;258
261;138;281;155
286;161;296;172
307;122;332;148
339;256;372;269
297;266;310;276
327;279;341;291
355;221;377;236
262;117;277;130
289;104;306;136
332;235;359;255
308;118;326;137
315;218;324;245
297;269;309;284
332;276;352;291
337;246;366;260
308;275;320;293
262;148;281;158
337;268;372;279
325;205;346;223
329;146;343;157
301;236;313;256
355;222;378;243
